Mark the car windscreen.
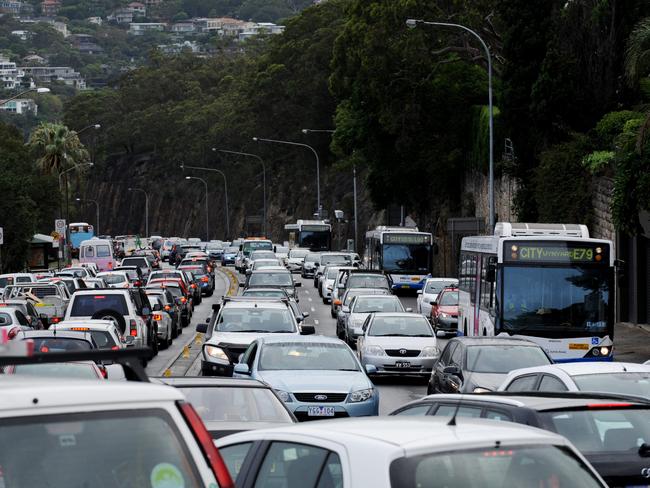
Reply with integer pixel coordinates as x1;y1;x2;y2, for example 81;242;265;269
439;291;458;306
289;249;309;258
101;274;127;285
305;253;320;263
389;445;602;488
369;316;433;337
320;255;351;265
466;345;551;373
353;297;403;313
242;290;286;298
248;273;293;287
572;372;650;397
325;267;341;279
11;362;98;379
30;337;93;352
347;275;389;289
216;308;295;333
425;280;457;294
0;409;203;487
259;342;359;371
343;289;388;306
178;386;293;423
70;294;129;316
150;272;182;281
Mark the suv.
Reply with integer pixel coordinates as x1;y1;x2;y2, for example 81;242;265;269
64;289;157;360
243;269;301;300
196;297;314;377
120;256;152;279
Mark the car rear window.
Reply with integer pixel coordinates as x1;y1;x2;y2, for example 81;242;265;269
0;409;203;487
70;294;129;316
122;258;148;268
30;337;92;352
96;245;111;258
89;331;117;348
101;274;127;285
11;362;99;379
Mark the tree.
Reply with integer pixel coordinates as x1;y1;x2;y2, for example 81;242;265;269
28;122;89;176
625;17;650;83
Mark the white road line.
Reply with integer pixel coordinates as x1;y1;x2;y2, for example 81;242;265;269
314;320;319;325
308;297;313;302
311;307;315;312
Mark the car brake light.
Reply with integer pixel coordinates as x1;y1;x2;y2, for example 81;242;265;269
134;281;141;287
153;313;163;321
111;346;119;350
177;401;234;488
129;319;137;337
201;276;209;283
99;366;108;379
587;403;633;409
191;284;197;289
181;297;187;304
51;317;60;324
40;345;49;353
164;305;171;311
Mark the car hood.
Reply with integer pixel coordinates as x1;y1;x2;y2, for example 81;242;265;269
257;370;371;393
462;372;506;393
348;312;370;325
205;331;298;347
364;335;437;349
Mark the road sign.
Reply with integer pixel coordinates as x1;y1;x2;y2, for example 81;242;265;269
0;227;3;245
55;219;66;234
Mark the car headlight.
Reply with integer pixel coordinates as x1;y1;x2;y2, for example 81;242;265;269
204;345;229;363
275;390;292;402
349;388;374;403
363;345;385;356
440;312;451;319
420;346;440;358
349;317;365;327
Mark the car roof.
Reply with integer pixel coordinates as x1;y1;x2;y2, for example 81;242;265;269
425;277;458;282
223;299;289;310
508;362;650;376
0;376;184;412
259;334;345;345
219;417;568;455
370;312;428;319
354;294;399;300
448;336;541;347
158;376;270;388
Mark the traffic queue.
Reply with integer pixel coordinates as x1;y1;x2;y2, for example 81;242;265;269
1;228;649;487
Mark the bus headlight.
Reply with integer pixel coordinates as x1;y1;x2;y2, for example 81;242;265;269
599;346;610;356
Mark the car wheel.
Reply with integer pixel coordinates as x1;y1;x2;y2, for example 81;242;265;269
205;289;213;297
166;325;173;347
91;309;126;335
171;321;178;339
151;326;159;355
426;380;434;395
322;297;328;305
330;308;336;318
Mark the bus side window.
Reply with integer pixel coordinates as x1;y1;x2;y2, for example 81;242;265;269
480;256;496;311
467;255;477;305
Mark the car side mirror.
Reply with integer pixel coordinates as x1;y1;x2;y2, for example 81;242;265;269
341;306;350;313
239;282;245;287
233;363;250;375
302;311;310;318
212;303;221;312
365;364;377;375
195;322;208;333
294;282;301;287
300;325;315;335
124;336;135;345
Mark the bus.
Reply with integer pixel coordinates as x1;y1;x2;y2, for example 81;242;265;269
364;226;433;291
284;220;331;251
69;222;94;258
458;222;615;362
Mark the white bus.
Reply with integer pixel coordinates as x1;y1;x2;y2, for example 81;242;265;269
284;220;331;251
458;222;615;362
364;226;433;291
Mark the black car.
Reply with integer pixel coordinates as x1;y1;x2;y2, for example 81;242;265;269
180;265;215;297
391;391;650;488
158;377;296;438
428;337;553;394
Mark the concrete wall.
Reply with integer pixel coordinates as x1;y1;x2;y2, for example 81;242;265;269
591;176;616;242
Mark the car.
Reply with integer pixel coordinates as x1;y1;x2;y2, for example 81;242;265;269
4;282;70;327
416;277;458;317
390;392;650;487
498;362;650;397
243;269;301;300
342;294;407;346
159;377;296;438
178;269;204;305
0;299;44;329
357;312;440;375
120;256;152;279
247;258;284;273
83;277;108;288
3;360;105;379
338;270;392;297
286;247;310;273
0;364;234;487
15;329;98;351
146;281;192;329
0;306;36;337
329;268;358;317
215;416;606;487
113;265;145;286
0;273;37;294
242;250;278;274
233;335;379;420
145;293;174;349
96;271;131;288
240;288;310;323
335;287;391;335
301;252;321;278
430;285;459;335
312;252;353;287
196;297;314;377
58;266;94;279
160;238;178;261
428;337;553;394
52;319;125;350
180;265;215;297
145;287;181;338
50;275;88;294
222;246;239;266
206;243;225;262
320;265;354;303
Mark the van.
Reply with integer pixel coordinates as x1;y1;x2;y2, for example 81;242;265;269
79;238;115;272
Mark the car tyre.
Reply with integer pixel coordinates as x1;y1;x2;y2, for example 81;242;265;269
91;309;126;335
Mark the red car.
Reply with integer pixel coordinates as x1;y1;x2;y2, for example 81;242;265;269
430;286;459;336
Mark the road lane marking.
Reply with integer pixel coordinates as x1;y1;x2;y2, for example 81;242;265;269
311;307;315;312
314;320;319;325
308;298;312;302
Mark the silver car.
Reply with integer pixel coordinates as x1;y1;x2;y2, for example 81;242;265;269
416;278;458;318
335;287;391;339
357;313;440;375
343;295;406;347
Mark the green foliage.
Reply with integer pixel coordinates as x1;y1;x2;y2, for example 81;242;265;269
28;122;89;175
581;150;614;174
612;149;650;234
594;110;644;147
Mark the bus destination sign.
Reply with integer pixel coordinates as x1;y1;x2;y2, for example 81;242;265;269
505;241;609;264
301;225;330;232
384;233;430;245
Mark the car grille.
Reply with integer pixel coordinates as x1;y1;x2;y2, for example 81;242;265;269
385;349;421;357
219;344;248;363
294;411;349;422
293;392;348;403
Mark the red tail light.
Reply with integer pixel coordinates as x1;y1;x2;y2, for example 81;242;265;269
129;319;138;337
207;267;212;272
134;281;141;287
201;277;209;283
153;313;163;321
39;345;49;353
191;284;197;289
177;401;234;488
99;366;108;379
164;305;171;311
587;403;633;409
51;317;60;324
111;346;119;350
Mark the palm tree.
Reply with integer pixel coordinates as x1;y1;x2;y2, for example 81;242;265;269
625;17;650;84
28;122;89;175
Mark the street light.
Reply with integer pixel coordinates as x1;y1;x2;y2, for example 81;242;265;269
216;148;267;236
128;187;149;238
301;129;335;134
0;87;50;106
76;123;101;136
185;176;209;241
180;163;229;239
253;136;322;219
75;197;100;235
406;18;495;231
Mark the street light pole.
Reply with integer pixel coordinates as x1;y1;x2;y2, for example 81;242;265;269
406;18;495;231
128;187;149;238
253;137;322;219
75;197;99;235
180;163;229;239
185;176;209;241
75;123;101;136
217;149;267;237
58;162;93;263
0;86;50;106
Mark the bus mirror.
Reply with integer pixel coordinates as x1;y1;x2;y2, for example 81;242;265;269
486;263;496;283
615;259;626;282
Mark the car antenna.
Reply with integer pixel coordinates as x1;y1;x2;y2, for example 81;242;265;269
448;346;481;426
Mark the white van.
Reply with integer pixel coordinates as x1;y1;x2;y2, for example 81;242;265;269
79;238;115;272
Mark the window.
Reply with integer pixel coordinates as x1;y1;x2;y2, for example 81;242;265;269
393;404;432;416
539;375;569;392
505;375;539;392
439;343;456;365
450;343;463;366
434;405;482;418
253;442;343;488
84;246;95;258
485;409;513;422
97;245;111;258
480;256;496;310
220;442;253;480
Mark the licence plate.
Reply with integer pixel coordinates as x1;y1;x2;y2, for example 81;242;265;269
401;285;410;289
395;361;411;368
307;406;335;417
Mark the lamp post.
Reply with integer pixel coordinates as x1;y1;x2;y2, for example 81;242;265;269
253;136;322;219
76;123;101;136
75;197;99;235
0;86;50;107
406;18;495;231
58;162;93;263
185;176;209;241
217;149;266;236
180;163;229;239
128;187;149;238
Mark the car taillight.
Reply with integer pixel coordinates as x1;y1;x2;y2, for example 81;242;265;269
153;313;163;321
181;297;187;304
191;283;197;289
134;281;141;287
108;261;113;269
201;276;209;283
51;317;60;324
207;267;212;272
164;305;171;311
99;365;108;379
177;401;234;488
39;345;49;352
111;345;119;350
129;319;137;337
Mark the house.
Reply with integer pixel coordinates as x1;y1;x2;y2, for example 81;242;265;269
0;99;38;115
21;66;86;89
171;21;195;33
127;2;146;16
239;22;285;40
0;0;22;14
51;20;68;37
40;0;60;17
129;22;166;35
0;55;24;90
108;9;133;24
87;16;102;25
11;30;30;40
23;54;45;64
194;17;246;34
71;33;104;54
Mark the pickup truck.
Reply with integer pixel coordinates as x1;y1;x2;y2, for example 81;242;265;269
3;284;69;328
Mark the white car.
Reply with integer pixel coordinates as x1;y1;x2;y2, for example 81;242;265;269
321;266;355;304
416;277;458;317
52;319;126;349
215;417;606;487
97;271;131;288
343;294;406;347
146;294;174;349
0;273;37;294
286;248;310;273
0;375;234;487
498;362;650;398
